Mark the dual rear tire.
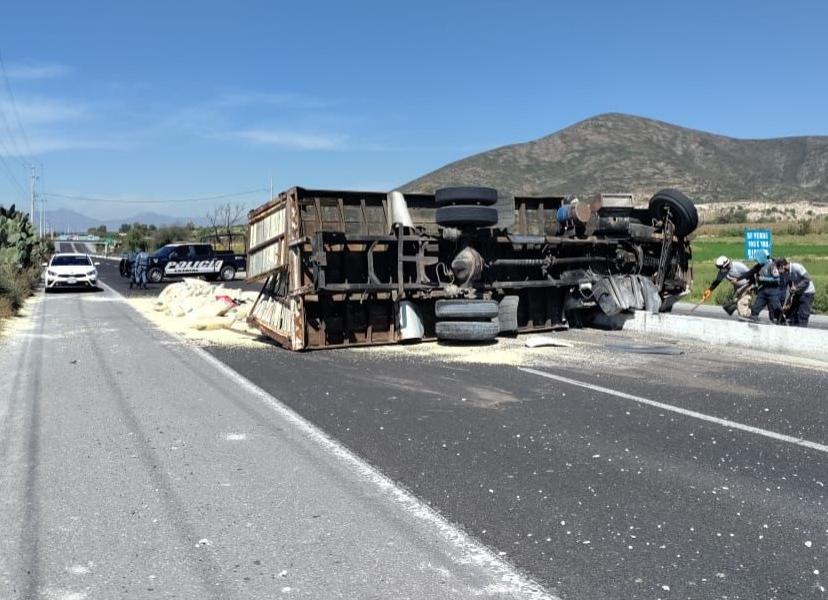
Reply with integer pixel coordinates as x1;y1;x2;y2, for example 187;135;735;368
435;186;499;228
434;298;499;342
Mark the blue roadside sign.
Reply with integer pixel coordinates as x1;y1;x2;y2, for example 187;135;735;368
744;229;772;261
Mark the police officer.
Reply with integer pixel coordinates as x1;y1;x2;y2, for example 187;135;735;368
131;243;149;290
749;249;782;323
702;255;753;316
776;258;816;327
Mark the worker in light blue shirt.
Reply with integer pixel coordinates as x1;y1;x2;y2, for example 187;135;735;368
776;258;816;327
703;256;753;316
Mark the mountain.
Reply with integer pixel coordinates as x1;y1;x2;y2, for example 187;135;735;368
43;208;208;233
104;212;208;230
42;208;110;233
401;113;828;203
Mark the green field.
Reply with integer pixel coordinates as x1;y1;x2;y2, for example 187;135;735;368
687;234;828;313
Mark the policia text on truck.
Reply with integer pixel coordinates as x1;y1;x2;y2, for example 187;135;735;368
120;242;246;284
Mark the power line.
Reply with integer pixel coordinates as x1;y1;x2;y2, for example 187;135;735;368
0;122;26;168
0;96;27;168
0;151;27;199
0;49;34;204
45;187;268;205
0;49;34;162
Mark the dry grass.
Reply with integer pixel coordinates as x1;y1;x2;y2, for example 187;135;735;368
0;295;13;320
0;264;41;333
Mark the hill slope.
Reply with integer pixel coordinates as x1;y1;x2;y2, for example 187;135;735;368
401;113;828;203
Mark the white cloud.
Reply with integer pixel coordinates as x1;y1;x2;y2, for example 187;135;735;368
214;91;330;110
4;63;72;80
0;98;89;124
0;136;127;156
228;129;347;150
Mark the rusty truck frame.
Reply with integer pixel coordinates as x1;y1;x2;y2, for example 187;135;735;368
245;186;694;351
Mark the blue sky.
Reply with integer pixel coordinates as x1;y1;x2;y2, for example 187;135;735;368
1;0;827;221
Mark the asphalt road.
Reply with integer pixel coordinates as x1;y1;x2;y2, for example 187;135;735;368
3;265;827;599
209;338;828;599
0;285;549;599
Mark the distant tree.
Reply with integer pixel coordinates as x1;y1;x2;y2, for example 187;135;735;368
714;207;748;224
151;224;193;249
206;203;246;251
123;228;146;251
119;223;131;233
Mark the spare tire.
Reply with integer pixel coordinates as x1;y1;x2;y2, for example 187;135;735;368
435;186;498;207
436;320;499;342
648;189;698;237
435;299;499;319
436;205;499;227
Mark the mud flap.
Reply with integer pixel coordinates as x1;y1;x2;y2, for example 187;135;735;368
593;275;662;316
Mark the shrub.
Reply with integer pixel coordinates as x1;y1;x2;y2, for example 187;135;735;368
793;219;814;235
813;288;828;315
714;285;735;306
0;294;13;321
0;263;37;310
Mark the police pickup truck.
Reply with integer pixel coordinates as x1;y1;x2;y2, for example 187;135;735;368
144;243;246;283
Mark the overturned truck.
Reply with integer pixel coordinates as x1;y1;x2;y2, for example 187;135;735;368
246;186;696;350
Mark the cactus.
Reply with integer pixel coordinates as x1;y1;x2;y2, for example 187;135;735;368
0;204;47;268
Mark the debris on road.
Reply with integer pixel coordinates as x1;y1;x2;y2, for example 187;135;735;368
126;279;265;347
607;343;684;355
524;335;575;348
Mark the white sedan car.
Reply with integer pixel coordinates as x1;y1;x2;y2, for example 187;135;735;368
43;253;100;290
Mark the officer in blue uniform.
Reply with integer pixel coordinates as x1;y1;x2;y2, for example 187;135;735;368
131;243;149;290
748;249;782;323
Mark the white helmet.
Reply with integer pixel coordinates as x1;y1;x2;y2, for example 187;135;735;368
715;255;731;269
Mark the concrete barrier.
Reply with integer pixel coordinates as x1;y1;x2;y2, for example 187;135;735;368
602;311;828;362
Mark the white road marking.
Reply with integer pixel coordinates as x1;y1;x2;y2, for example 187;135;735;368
100;281;556;600
519;367;828;454
67;565;90;575
225;433;246;441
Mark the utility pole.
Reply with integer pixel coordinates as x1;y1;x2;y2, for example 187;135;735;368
40;194;46;237
29;165;37;230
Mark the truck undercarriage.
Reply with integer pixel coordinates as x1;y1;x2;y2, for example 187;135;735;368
246;187;694;351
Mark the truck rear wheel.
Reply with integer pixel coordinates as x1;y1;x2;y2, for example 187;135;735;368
435;299;498;319
648;189;698;237
436;320;499;342
435;205;498;227
435;186;498;207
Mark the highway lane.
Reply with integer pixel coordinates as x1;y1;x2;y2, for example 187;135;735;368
9;262;826;599
208;339;828;599
0;285;550;599
93;262;828;598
